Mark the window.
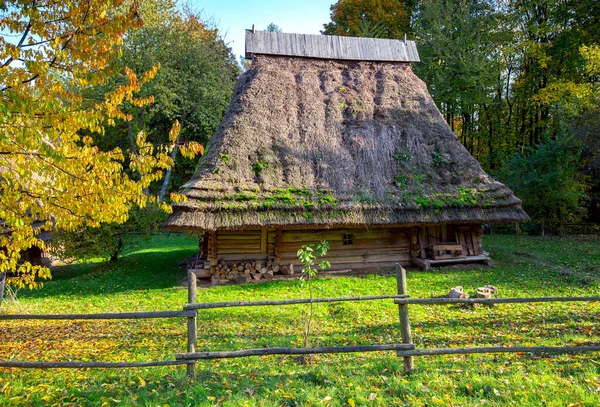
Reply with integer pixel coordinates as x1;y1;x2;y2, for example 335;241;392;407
343;233;354;245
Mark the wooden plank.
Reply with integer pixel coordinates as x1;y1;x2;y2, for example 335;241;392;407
278;247;410;260
217;235;261;241
277;237;408;252
260;228;267;253
177;344;415;360
325;261;410;270
185;294;409;310
245;30;420;62
0;311;195;320
432;244;463;252
0;360;187;369
217;243;261;250
217;254;269;262
394;296;600;305
219;246;260;256
458;232;468;255
431;254;466;260
396;266;414;372
278;254;410;265
187;271;198;379
281;229;398;243
417;227;427;258
399;345;600;357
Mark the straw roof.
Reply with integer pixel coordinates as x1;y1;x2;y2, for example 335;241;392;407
167;52;529;231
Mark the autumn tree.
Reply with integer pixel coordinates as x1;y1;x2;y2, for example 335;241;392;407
0;0;199;305
322;0;413;39
50;2;238;265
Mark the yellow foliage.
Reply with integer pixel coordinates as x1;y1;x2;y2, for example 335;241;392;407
0;0;202;290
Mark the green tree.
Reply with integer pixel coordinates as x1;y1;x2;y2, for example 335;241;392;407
49;1;239;266
0;0;203;306
266;23;282;32
322;0;412;39
498;132;588;235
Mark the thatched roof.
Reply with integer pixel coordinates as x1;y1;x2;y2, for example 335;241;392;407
167;37;528;231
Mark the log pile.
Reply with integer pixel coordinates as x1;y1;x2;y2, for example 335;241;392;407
210;258;281;284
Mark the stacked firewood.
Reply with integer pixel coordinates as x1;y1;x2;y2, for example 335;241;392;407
210;259;281;283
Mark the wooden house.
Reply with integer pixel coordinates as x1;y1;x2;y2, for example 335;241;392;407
166;30;529;277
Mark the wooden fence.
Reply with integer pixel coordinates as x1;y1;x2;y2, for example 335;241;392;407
2;269;600;377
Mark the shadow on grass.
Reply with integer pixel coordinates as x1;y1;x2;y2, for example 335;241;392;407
21;235;198;300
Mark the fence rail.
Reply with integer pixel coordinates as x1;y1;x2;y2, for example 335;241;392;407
2;268;599;377
0;310;195;320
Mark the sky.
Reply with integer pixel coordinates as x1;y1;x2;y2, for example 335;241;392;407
190;0;334;60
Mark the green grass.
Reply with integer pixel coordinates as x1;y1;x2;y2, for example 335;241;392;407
1;233;600;406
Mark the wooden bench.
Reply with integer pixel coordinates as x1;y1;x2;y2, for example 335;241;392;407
430;243;464;260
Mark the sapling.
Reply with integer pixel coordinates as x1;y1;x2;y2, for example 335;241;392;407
296;241;330;349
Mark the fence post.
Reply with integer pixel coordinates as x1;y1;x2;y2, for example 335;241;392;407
396;265;414;373
187;270;198;379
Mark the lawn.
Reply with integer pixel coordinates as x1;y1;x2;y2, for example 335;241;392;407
1;233;599;406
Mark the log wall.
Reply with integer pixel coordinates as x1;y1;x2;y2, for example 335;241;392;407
213;227;411;270
210;224;485;272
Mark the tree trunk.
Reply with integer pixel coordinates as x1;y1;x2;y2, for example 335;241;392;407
0;272;6;308
110;238;123;262
159;112;186;203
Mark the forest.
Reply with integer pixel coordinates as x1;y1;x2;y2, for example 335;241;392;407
325;0;600;233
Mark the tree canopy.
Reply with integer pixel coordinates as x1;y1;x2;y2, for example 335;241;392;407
0;0;202;299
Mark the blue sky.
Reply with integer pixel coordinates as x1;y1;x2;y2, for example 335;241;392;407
190;0;333;60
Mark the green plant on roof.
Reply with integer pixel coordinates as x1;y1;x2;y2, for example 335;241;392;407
457;186;479;205
432;147;444;164
394;152;413;162
252;159;268;177
395;175;408;189
318;194;337;204
354;192;375;204
219;153;230;164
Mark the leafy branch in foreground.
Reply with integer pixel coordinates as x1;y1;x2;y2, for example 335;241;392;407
297;241;330;350
0;0;202;305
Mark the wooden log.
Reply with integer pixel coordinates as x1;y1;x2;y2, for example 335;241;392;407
418;228;427;258
0;310;195;320
216;248;263;254
411;257;431;271
432;244;463;252
217;254;269;262
396;265;414;373
184;294;409;310
176;343;416;360
326;261;411;271
280;229;399;243
208;232;217;273
216;241;261;249
218;230;260;235
217;235;261;241
398;345;600;357
260;228;267;253
189;269;211;279
394;296;600;305
0;360;187;369
274;229;282;266
278;247;410;260
277;254;411;265
187;271;198;379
